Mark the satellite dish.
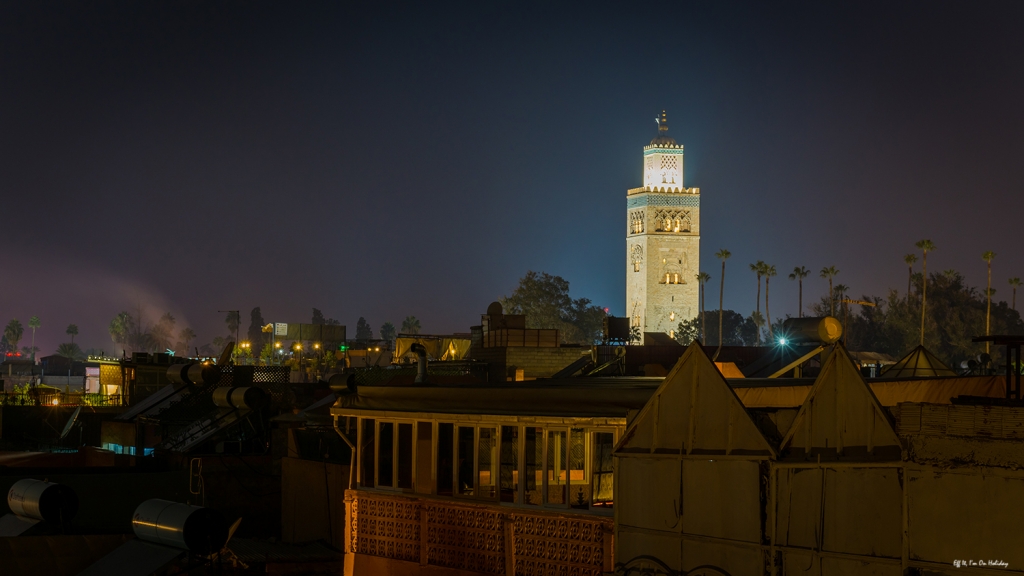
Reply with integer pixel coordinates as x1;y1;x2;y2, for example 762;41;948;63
217;341;235;366
486;302;503;316
60;406;81;440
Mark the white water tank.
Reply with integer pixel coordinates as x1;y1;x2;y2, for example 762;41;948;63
132;499;227;554
7;479;78;524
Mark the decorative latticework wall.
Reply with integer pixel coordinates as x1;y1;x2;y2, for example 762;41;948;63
513;514;607;576
353;496;421;563
426;504;505;573
346;490;612;576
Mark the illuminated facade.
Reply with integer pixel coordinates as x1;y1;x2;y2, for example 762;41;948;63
626;111;700;341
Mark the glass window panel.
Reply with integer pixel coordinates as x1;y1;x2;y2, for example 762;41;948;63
524;427;542;505
569;428;590;509
592;432;615;508
378;422;394;488
546;430;567;505
478;427;497;499
437;423;455;496
414;422;432;495
360;419;375;488
397;422;413;490
499;426;519;503
457;426;475;496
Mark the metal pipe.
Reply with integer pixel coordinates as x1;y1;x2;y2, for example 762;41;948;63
333;419;356;491
411;343;428;383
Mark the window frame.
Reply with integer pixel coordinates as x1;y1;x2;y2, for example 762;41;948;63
352;417;619;513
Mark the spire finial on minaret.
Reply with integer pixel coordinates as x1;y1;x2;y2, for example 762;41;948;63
656;110;669;133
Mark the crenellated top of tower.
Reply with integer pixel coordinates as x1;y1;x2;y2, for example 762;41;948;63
638;110;688;192
648;110;679;148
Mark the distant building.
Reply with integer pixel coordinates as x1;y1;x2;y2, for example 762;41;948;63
626;110;700;341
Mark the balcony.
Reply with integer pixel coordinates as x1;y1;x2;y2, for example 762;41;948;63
344;489;613;576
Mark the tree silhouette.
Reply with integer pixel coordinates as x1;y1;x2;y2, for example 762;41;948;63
4;319;24;352
109;312;132;353
983;251;996;353
56;342;85;363
28;316;40;362
904;254;918;300
1009;277;1021;312
225;311;240;338
788;267;809;318
178;327;196;357
401;316;422;335
247;307;266;356
763;264;777;341
696;272;711;343
380;322;397;345
749;261;766;345
819;266;839;317
500;271;605;344
66;324;79;345
915;239;936;345
150;313;176;352
356;317;373;340
713;249;731;360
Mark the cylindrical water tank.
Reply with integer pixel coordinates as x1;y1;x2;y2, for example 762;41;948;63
166;363;222;386
187;363;222;386
132;499;228;554
211;386;266;410
7;479;79;524
781;316;843;345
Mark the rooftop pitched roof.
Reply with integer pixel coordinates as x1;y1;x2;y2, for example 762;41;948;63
880;345;956;378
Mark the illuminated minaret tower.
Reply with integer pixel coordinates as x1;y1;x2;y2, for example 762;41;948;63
625;111;700;341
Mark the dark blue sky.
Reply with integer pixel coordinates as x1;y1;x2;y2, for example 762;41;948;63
2;1;1022;354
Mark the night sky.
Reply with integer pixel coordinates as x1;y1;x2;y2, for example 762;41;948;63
2;1;1023;354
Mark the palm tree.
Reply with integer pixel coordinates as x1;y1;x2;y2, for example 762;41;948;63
66;324;79;345
982;251;996;354
819;266;839;317
27;316;40;362
749;261;765;345
764;264;777;341
224;311;241;342
904;254;918;300
4;319;24;352
178;327;196;356
109;311;132;351
56;342;86;387
833;283;850;337
1009;277;1021;312
788;266;809;318
401;316;422;335
56;342;85;363
696;272;711;343
713;249;731;360
915;239;936;345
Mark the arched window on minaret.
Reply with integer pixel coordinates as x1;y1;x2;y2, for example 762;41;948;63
631;245;643;273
